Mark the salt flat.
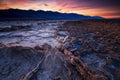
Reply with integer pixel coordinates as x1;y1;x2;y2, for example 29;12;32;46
0;20;67;48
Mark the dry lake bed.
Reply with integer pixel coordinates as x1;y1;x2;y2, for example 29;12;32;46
0;20;120;80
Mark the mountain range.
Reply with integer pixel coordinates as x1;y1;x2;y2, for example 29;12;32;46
0;9;103;20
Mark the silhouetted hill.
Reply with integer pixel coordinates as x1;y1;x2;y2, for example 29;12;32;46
0;9;103;20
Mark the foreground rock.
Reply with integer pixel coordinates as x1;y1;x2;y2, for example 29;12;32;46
0;45;82;80
0;46;44;80
30;49;81;80
0;45;110;80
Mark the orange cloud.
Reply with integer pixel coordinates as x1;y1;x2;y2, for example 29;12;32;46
58;9;62;11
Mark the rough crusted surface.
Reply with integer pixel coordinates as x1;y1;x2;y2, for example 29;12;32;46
0;45;110;80
0;20;120;80
58;20;120;80
0;46;44;80
30;49;81;80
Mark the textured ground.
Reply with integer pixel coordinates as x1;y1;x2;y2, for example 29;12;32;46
58;20;120;80
0;20;65;48
0;20;120;80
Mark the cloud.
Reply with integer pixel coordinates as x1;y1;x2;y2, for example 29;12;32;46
58;9;62;11
0;0;10;9
100;12;120;16
44;3;48;6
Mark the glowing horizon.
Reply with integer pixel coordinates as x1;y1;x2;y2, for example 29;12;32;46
0;0;120;18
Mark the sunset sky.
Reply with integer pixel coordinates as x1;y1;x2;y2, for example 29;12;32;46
0;0;120;18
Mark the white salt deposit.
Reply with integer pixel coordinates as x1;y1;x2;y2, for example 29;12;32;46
0;20;66;48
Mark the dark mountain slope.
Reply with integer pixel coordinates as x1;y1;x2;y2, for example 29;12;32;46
0;9;103;20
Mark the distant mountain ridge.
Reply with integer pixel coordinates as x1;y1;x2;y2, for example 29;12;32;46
0;9;103;20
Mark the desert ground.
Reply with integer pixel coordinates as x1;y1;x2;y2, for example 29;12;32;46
0;20;120;80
